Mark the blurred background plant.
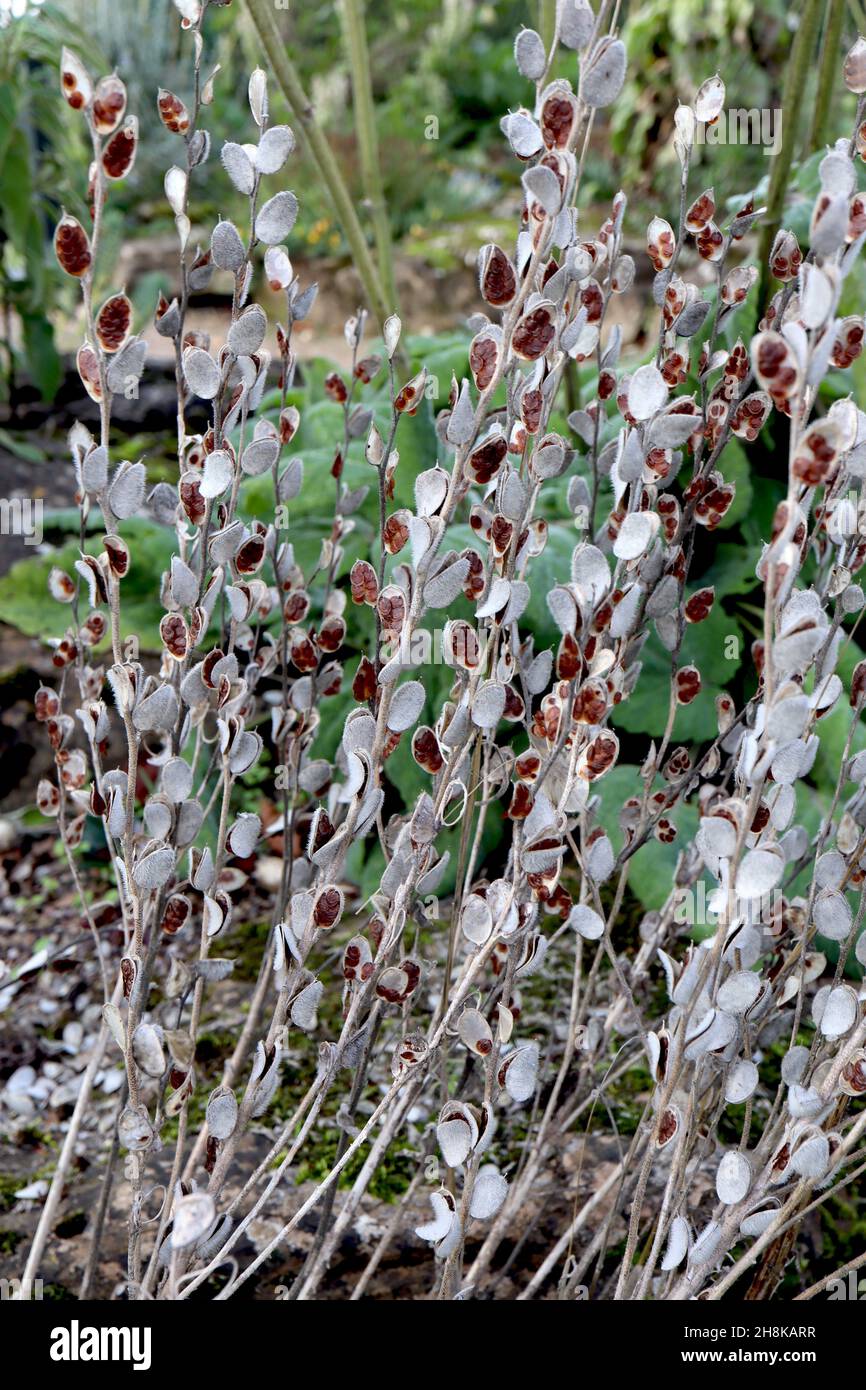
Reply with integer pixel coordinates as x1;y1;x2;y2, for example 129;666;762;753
3;0;863;382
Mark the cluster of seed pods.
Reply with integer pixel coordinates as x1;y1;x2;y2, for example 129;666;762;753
30;2;866;1301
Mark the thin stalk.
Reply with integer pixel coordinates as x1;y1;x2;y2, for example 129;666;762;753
810;0;846;150
340;0;399;314
243;0;393;331
756;0;824;313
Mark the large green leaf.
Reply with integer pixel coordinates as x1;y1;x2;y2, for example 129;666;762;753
593;764;699;911
613;601;742;740
0;520;174;650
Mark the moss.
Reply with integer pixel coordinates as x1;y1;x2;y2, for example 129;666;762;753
292;1137;414;1202
0;1173;23;1213
222;918;271;983
41;1282;75;1301
195;1029;238;1070
0;1164;55;1213
0;1229;22;1255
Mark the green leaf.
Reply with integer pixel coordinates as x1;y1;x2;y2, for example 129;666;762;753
613;602;742;739
714;437;753;530
21;312;61;401
0;519;175;649
0;125;33;253
594;764;699;910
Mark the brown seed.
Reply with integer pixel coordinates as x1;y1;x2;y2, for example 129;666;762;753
76;343;102;401
92;75;127;134
96;293;132;352
512;304;555;361
350;559;378;605
162;895;191;936
102;118;138;180
54;214;92;277
314;887;343;929
160;612;189;660
674;666;702;705
466;433;507;485
382;511;410;555
412;726;444;774
234;535;266;575
353;656;377;703
157;88;190;134
479;244;517;307
469;332;499;391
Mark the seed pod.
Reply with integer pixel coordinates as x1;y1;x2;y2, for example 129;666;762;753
264;245;293;291
54;213;92;278
478;244;517;307
540;80;579;148
160;612;190;660
458;1008;493;1056
674;666;702;704
75;343;102;401
102;116;138;180
318;615;345;652
792;420;840;486
313;886;343;929
466;432;507;485
95;293;132;353
118;1104;153;1152
377;959;421;1004
684;587;714;623
840;1050;866;1096
831;316;865;369
768;228;801;282
394;367;428;414
352;656;377;702
37;778;60;816
851;658;866;708
60;48;92;110
514;27;546;80
844;36;866;93
656;1105;681;1148
350;559;378;605
392;1031;428;1079
133;1022;165;1078
48;566;75;603
751;330;801;411
512;302;556;360
157;88;190;134
469;326;502;391
92;74;127;134
206;1086;238;1141
686;188;715;232
162;894;191;936
582;37;627;108
646;216;675;271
